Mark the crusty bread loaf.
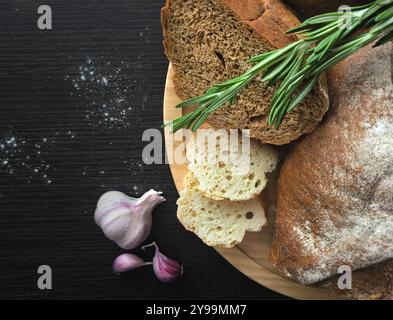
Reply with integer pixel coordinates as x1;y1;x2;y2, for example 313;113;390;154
177;172;267;248
186;130;278;201
284;0;370;18
270;43;393;284
319;259;393;300
161;0;329;145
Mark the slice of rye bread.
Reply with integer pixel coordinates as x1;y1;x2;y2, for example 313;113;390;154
161;0;329;145
177;172;267;248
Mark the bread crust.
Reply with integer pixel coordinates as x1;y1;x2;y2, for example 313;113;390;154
161;0;300;51
162;0;299;52
161;0;329;145
222;0;299;48
271;43;393;284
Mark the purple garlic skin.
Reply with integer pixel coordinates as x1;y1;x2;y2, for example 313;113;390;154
113;253;151;274
94;190;166;250
143;242;183;283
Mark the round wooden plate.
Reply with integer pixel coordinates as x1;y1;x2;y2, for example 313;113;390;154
163;64;337;300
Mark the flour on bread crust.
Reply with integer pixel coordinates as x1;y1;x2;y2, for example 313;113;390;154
271;43;393;284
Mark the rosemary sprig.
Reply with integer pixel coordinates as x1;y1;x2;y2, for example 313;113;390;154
164;0;393;131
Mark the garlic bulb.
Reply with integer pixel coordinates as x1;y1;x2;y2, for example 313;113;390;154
113;253;152;274
95;190;166;250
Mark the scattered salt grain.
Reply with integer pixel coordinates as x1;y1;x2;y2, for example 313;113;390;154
0;131;73;186
68;57;141;130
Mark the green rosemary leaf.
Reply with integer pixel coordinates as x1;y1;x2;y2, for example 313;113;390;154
274;100;292;129
375;5;393;21
170;107;204;131
249;48;290;70
377;0;393;7
308;39;332;64
272;80;303;127
271;76;303;121
287;75;319;113
253;42;302;64
262;47;299;83
229;95;237;105
172;113;197;131
287;13;342;34
273;52;307;101
249;51;275;63
270;76;303;124
208;82;247;113
269;59;311;126
205;86;221;94
270;94;291;126
359;3;383;24
313;35;335;54
176;94;215;108
213;75;247;88
190;111;210;131
371;15;393;33
312;35;373;75
304;22;340;41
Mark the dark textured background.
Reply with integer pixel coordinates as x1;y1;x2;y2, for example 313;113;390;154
0;0;286;299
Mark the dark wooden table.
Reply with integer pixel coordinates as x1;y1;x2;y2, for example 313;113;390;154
0;0;286;299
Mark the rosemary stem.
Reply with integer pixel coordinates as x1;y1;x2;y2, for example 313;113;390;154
166;0;393;132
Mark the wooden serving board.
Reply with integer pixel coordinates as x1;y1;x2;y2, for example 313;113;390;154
163;64;337;300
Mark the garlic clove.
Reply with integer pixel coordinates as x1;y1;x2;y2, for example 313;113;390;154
113;253;152;274
143;242;183;283
94;190;166;250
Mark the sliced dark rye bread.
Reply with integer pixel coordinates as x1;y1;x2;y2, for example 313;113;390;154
161;0;329;145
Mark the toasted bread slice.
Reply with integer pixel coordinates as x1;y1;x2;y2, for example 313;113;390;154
186;131;278;201
177;173;267;248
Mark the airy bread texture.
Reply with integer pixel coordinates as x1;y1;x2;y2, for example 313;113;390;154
186;131;278;201
177;173;267;248
270;43;393;284
161;0;329;145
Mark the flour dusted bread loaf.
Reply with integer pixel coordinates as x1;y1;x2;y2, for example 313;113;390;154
177;173;266;248
270;43;393;284
161;0;329;145
186;130;278;201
